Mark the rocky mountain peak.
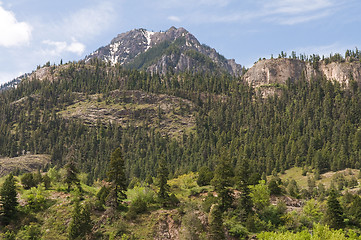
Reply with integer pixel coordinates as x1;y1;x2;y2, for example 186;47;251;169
85;27;243;76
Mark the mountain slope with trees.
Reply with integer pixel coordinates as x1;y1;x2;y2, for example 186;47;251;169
1;27;361;239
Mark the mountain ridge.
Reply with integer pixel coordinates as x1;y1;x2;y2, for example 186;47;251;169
84;26;243;76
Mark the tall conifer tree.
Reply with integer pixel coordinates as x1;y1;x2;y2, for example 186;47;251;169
107;147;127;206
0;174;18;224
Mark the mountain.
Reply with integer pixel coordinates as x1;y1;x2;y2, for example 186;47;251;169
85;26;243;75
0;74;27;92
3;27;361;239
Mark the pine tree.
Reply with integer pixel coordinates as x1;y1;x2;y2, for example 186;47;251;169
107;147;127;206
208;204;225;240
325;190;344;229
349;195;361;226
238;158;253;218
42;174;51;190
157;154;170;206
68;200;92;240
64;161;81;192
211;150;234;211
268;178;281;195
145;175;153;186
0;174;18;224
197;166;213;187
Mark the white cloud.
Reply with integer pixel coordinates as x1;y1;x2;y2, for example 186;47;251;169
198;0;231;7
294;43;353;57
0;5;32;47
263;0;334;14
158;0;231;8
168;15;181;22
61;2;116;40
260;0;338;25
167;0;345;25
267;9;332;25
42;39;85;56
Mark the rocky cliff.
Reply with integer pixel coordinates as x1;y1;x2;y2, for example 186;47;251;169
244;58;361;88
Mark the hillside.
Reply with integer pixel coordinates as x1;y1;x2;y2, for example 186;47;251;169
2;26;361;239
1;165;361;239
58;90;196;138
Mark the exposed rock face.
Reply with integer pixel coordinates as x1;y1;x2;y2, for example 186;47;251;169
244;59;314;87
319;62;361;87
58;90;196;139
0;154;50;177
244;58;361;88
85;27;243;75
153;210;181;240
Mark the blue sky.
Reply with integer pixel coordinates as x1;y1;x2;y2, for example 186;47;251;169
0;0;360;84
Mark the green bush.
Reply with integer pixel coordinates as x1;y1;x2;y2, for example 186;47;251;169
224;217;249;238
197;166;213;187
97;186;110;205
130;197;147;214
268;178;282;195
24;186;47;212
169;193;180;206
145;175;153;185
128;177;140;189
17;223;42;240
21;173;36;189
180;211;204;239
1;231;15;240
202;193;217;213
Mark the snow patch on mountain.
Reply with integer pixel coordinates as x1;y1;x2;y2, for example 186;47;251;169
109;42;121;65
143;30;155;50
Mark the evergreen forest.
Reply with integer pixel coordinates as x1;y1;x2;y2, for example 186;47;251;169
1;56;361;239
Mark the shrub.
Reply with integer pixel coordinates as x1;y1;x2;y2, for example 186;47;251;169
21;173;36;189
128;177;140;189
97;186;110;205
180;211;203;240
126;197;147;220
224;217;249;238
17;223;42;240
25;186;47;212
169;193;180;207
130;197;147;214
145;175;153;185
203;193;217;213
42;174;51;189
197;166;213;187
1;231;15;240
268;178;282;195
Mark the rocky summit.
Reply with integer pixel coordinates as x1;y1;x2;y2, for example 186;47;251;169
85;26;243;76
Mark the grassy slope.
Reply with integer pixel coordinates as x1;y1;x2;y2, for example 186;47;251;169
3;167;361;239
1;172;208;239
278;167;360;189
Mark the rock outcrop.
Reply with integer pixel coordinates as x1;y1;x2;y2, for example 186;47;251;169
244;58;361;88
